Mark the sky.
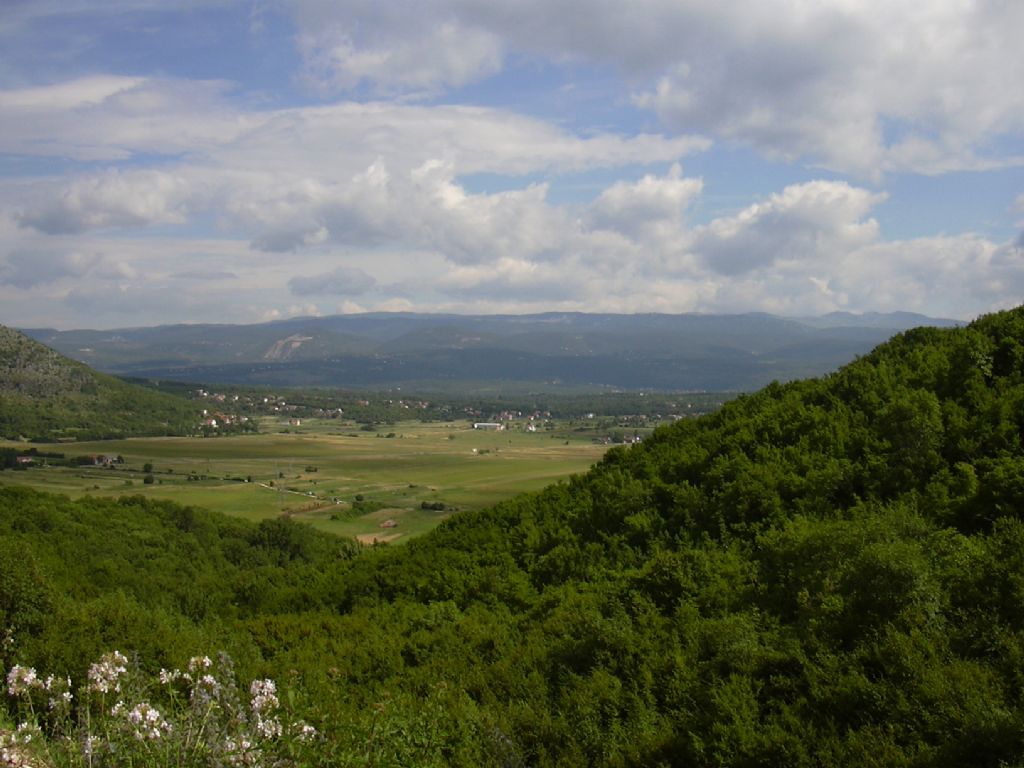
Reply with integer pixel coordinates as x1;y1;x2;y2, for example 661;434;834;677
1;1;1022;330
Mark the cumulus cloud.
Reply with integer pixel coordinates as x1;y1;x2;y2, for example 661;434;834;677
288;265;376;296
588;163;702;242
2;79;704;255
287;0;1024;176
3;152;1019;325
691;181;885;276
18;170;197;234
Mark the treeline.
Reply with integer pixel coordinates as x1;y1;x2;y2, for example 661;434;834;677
5;308;1024;765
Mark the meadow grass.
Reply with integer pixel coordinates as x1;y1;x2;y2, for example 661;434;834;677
0;419;609;543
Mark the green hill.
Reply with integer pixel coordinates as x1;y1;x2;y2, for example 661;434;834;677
0;325;201;440
4;307;1024;766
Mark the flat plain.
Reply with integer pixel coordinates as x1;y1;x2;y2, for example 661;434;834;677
0;417;611;543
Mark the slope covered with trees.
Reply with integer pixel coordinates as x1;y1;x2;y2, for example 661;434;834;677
4;307;1024;766
0;325;201;440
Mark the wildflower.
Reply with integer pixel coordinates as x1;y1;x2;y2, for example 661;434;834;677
249;679;278;714
255;716;282;740
295;722;318;742
48;690;73;711
6;665;40;696
14;723;38;745
190;673;222;706
45;676;73;710
158;668;181;685
88;651;128;694
110;700;125;717
187;655;213;675
223;736;261;767
126;702;172;741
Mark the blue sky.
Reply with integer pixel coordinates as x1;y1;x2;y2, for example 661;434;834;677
1;1;1022;329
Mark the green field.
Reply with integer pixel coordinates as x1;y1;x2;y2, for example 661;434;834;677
0;417;610;543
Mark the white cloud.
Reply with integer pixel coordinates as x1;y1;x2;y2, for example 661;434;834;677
17;170;197;234
287;0;1024;176
438;257;586;302
3;154;1019;326
588;163;702;242
691;181;885;276
289;265;376;296
0;1;1021;329
3;77;705;254
296;8;503;94
0;77;248;162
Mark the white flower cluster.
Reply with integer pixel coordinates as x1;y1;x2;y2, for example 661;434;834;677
190;673;222;706
179;657;226;706
0;745;30;768
126;702;173;741
187;656;213;675
5;652;315;766
249;679;278;713
0;725;41;768
87;651;128;694
158;668;182;685
5;666;40;697
43;675;73;711
249;679;281;739
7;668;74;714
222;736;261;767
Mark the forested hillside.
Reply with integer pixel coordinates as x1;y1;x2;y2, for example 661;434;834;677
4;307;1024;766
0;325;201;440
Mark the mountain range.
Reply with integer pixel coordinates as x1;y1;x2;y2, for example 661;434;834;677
20;311;961;392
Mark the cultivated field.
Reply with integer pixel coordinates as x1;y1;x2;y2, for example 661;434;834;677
0;417;611;543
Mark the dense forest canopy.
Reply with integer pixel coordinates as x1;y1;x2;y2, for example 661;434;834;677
4;307;1024;766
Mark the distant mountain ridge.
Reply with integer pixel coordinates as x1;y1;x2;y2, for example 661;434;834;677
0;325;200;440
20;311;962;392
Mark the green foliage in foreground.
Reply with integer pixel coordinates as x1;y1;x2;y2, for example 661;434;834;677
0;326;201;441
5;307;1024;765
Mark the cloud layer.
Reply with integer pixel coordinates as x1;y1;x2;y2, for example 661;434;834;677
0;1;1021;329
291;0;1024;176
